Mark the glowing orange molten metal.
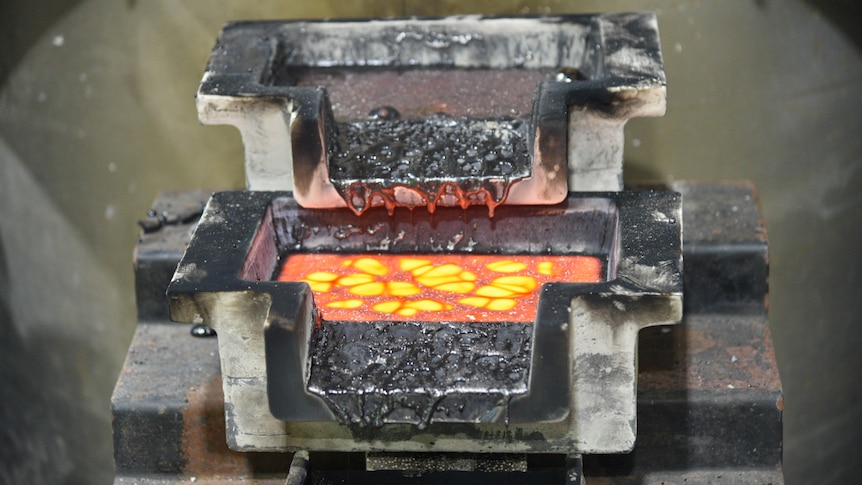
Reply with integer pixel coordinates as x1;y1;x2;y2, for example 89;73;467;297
277;254;603;322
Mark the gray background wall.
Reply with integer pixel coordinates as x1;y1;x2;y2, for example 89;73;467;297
0;1;859;483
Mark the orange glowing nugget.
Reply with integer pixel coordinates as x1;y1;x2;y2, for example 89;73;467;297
278;253;603;322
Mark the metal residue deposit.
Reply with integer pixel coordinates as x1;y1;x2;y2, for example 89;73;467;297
307;319;533;428
328;114;531;215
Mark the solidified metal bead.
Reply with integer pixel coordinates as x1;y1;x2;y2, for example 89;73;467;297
190;324;216;337
368;105;400;120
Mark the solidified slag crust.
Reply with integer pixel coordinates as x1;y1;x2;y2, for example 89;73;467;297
329;114;531;215
307;320;532;428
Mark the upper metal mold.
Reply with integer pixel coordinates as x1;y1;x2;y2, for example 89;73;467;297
196;14;667;211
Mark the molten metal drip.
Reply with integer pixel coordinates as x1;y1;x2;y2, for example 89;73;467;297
328;115;530;216
344;181;512;217
277;254;603;322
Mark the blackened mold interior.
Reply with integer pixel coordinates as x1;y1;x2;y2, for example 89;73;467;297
264;196;619;261
292;68;556;119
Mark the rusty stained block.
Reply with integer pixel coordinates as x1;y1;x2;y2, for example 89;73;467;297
112;323;293;482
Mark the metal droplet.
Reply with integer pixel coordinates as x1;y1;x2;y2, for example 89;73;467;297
368;106;400;120
190;324;216;337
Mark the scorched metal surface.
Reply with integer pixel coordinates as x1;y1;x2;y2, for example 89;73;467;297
307;320;533;428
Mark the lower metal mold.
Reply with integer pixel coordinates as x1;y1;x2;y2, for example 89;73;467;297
115;182;783;483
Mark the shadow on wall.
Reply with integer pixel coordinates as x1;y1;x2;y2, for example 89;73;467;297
0;0;81;84
802;0;862;51
0;138;122;483
0;232;76;483
0;241;75;483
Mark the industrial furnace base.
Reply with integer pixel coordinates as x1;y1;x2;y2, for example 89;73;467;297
113;182;784;484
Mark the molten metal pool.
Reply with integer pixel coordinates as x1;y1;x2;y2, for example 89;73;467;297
278;254;603;322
